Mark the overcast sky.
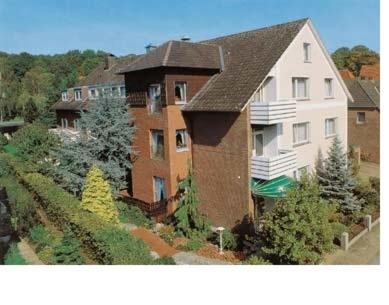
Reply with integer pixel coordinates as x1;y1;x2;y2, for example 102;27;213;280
0;0;380;56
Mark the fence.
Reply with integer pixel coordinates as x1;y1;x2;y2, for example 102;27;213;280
340;214;380;251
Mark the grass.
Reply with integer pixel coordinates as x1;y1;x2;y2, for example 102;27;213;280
4;244;28;265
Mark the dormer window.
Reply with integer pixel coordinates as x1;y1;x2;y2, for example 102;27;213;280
174;82;187;104
303;43;311;62
61;91;68;102
89;88;98;99
74;89;82;101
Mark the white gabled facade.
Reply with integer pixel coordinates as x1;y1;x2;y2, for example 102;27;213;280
250;20;350;180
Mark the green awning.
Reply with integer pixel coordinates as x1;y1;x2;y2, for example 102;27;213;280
251;175;295;198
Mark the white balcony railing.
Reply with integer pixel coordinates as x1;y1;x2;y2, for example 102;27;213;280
251;149;297;180
250;99;296;125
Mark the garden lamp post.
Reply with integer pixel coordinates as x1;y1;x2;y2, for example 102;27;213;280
216;226;225;255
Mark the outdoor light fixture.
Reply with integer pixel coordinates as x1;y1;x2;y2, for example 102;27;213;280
216;226;225;255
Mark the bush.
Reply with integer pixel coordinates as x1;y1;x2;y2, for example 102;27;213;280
158;225;176;246
53;231;85;265
0;176;39;237
29;224;55;252
331;222;348;242
154;256;176;265
0;133;8;147
4;244;27;265
243;256;272;265
212;229;237;251
37;246;55;264
127;206;154;229
0;157;11;176
182;230;207;251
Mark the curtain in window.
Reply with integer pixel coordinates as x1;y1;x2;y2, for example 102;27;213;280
154;177;166;201
293;123;308;143
325;79;332;97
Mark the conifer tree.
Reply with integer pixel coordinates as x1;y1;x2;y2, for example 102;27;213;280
81;165;119;224
316;136;363;214
53;231;85;265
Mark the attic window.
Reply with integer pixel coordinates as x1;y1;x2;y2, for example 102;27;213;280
303;43;311;62
74;89;82;101
89;88;98;99
174;82;187;104
61;91;68;102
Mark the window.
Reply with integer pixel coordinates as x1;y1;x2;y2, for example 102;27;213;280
174;82;187;104
103;87;111;97
176;129;188;151
148;84;162;114
89;88;98;99
111;86;118;96
74;89;82;101
153;177;167;202
292;77;309;99
61;91;68;102
252;129;264;157
293;165;310;180
150;130;164;159
357;112;366;124
120;86;126;97
325;118;337;137
325;78;333;98
61;118;68;129
303;43;311;62
293;122;310;146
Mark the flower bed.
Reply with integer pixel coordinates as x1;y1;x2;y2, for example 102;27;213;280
196;243;245;263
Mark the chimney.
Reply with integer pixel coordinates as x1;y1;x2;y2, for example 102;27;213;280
181;35;191;42
104;54;116;70
145;43;157;53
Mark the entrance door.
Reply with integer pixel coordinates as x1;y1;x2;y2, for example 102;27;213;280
252;130;264;157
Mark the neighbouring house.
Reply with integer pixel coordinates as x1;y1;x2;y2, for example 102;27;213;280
51;53;137;133
116;18;352;229
344;79;380;163
359;63;380;80
339;69;355;80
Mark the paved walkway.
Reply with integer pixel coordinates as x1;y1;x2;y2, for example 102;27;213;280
173;251;232;265
323;224;380;265
17;239;43;265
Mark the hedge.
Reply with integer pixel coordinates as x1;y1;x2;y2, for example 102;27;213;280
1;153;153;264
0;176;39;237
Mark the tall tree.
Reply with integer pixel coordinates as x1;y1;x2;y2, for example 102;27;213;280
316;136;363;214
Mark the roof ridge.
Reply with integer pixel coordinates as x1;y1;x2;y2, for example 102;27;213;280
357;79;379;108
201;18;309;43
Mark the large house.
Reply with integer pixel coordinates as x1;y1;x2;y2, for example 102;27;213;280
344;79;380;163
51;54;137;131
118;18;352;229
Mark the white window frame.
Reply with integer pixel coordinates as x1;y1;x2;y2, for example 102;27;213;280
324;78;334;98
292;77;309;100
102;87;111;97
356;112;366;124
88;87;98;99
61;91;68;102
176;129;188;152
303;43;311;62
74;89;82;101
148;84;162;114
120;85;126;97
61;118;68;129
252;129;264;157
325;117;337;138
174;81;187;104
293;165;310;180
111;86;119;97
293;122;310;146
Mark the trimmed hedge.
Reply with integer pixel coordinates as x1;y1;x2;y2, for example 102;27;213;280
1;153;152;265
0;176;39;237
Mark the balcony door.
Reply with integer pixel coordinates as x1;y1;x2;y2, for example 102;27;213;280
252;130;264;157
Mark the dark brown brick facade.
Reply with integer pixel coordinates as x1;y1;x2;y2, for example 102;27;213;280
348;108;380;163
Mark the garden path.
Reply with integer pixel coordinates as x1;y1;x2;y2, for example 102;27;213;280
17;239;43;265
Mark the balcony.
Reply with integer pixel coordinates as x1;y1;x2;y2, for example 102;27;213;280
251;149;297;180
250;99;296;125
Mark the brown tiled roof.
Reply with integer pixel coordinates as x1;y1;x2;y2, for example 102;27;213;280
360;64;380;80
183;18;309;112
345;79;380;109
339;69;355;80
51;97;88;111
117;40;222;73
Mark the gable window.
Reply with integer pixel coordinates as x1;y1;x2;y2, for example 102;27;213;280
176;129;188;151
61;91;68;102
74;89;82;101
293;165;310;180
252;128;264;157
153;177;166;202
325;78;334;98
293;122;310;146
150;129;164;159
148;84;162;114
174;82;187;104
292;77;309;99
357;112;366;124
120;86;126;97
325;118;337;137
89;88;98;99
303;43;311;62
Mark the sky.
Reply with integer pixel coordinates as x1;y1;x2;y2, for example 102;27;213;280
0;0;380;56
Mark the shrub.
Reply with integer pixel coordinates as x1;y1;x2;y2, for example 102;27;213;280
158;225;176;246
0;157;11;176
212;229;237;251
182;230;207;251
0;176;39;237
37;246;55;264
116;200;131;223
53;231;85;265
81;166;119;224
0;133;8;147
331;222;348;242
154;256;176;265
243;256;272;265
260;176;335;265
29;224;55;252
127;206;154;229
4;244;27;265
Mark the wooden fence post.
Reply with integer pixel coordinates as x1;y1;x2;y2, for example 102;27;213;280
364;215;372;231
341;232;349;251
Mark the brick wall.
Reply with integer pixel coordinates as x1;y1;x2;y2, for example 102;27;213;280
348;108;380;163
